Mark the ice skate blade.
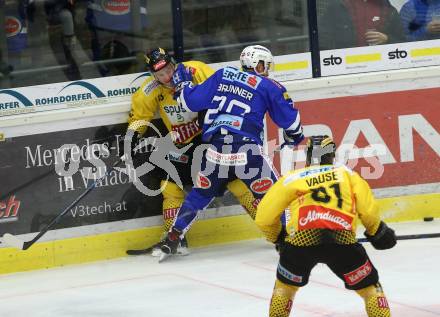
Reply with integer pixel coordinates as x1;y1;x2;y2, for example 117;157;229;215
158;251;172;263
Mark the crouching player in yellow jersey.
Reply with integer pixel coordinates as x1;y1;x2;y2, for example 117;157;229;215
255;135;397;317
122;48;260;256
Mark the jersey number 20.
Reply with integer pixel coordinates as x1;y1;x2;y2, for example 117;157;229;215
205;95;251;124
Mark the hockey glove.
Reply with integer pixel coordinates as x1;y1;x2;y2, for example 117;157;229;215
281;128;304;149
118;130;140;159
364;221;397;250
172;64;193;99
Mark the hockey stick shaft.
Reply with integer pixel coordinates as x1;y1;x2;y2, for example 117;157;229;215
358;232;440;243
4;157;124;250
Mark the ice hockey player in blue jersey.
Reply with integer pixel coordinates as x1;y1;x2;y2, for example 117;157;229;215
159;45;304;262
175;46;302;146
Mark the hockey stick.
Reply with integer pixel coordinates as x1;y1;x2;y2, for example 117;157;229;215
2;156;125;251
126;244;157;255
358;232;440;243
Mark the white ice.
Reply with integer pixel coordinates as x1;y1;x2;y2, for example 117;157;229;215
1;221;439;317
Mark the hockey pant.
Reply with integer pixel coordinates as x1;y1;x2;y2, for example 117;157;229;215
161;178;259;232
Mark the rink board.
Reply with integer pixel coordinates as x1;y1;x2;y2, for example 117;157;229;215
1;192;439;275
1;64;439;275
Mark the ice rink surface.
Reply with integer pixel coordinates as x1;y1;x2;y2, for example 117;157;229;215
1;221;439;317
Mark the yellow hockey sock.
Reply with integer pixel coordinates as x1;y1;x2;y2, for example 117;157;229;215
227;179;258;219
161;181;184;232
269;280;298;317
356;284;391;317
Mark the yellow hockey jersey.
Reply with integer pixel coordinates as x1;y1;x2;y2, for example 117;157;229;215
255;164;382;246
127;61;214;145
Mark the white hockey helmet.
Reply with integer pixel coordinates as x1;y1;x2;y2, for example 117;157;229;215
240;45;274;75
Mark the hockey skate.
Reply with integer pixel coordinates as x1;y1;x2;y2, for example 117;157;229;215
152;236;189;257
126;239;164;256
126;234;189;257
158;229;185;263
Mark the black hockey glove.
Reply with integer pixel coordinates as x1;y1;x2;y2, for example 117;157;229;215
118;130;140;158
281;128;304;149
364;221;397;250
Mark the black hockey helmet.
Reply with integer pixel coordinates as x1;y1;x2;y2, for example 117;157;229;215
306;135;336;166
144;47;175;72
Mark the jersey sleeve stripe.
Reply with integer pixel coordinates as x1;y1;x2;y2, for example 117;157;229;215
178;92;192;112
286;112;301;132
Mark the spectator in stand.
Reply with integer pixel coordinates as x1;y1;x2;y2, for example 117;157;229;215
85;0;148;76
4;0;31;55
45;0;76;48
44;0;80;80
400;0;440;41
0;49;13;81
319;0;405;49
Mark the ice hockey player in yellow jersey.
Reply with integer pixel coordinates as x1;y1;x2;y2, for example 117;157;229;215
256;135;396;317
122;48;260;256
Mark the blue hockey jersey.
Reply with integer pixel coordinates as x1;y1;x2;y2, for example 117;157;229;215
178;67;301;145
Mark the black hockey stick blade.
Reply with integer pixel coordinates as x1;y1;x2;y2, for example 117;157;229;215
126;246;155;255
158;252;173;263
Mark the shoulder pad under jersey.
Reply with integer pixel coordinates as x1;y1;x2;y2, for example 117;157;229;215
183;60;216;82
283;165;335;185
143;78;161;95
183;61;202;74
268;78;285;91
282;168;307;185
336;163;355;175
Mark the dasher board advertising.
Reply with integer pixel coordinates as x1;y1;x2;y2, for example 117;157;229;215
0;53;313;117
0;72;150;117
321;39;440;76
0;119;241;235
267;87;440;192
0;123;162;235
